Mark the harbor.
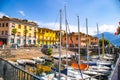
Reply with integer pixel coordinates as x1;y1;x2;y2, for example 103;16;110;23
1;0;120;80
0;46;120;80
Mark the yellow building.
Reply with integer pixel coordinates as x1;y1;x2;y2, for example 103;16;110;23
37;28;60;46
0;16;38;46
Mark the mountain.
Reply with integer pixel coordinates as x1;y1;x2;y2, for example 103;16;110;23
94;32;120;46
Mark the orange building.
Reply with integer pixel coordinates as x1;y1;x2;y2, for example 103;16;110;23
62;32;98;48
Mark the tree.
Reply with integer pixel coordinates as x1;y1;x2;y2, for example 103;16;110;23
114;25;120;35
12;28;17;43
47;48;53;55
34;30;38;44
99;39;110;47
24;29;28;45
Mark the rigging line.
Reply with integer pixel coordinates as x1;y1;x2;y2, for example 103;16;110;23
66;20;83;80
53;11;59;28
43;11;59;29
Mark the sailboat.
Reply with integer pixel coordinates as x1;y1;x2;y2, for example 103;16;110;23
60;6;91;80
82;18;97;66
66;16;98;80
96;33;112;67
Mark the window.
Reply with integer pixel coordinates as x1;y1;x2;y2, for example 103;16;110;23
29;33;31;37
18;24;21;29
33;40;36;44
76;38;78;40
2;23;4;27
24;26;27;29
29;27;32;30
5;31;8;35
2;31;4;35
11;38;14;43
17;39;20;44
6;23;8;27
24;39;26;44
28;40;31;44
17;32;21;36
12;23;15;27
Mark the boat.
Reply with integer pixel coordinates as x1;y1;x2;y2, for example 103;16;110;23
88;68;109;74
91;55;99;59
82;61;97;66
97;60;112;66
67;67;97;80
90;65;111;70
8;60;18;66
17;59;36;66
17;59;26;65
71;62;89;70
32;57;45;63
82;70;103;76
103;55;114;60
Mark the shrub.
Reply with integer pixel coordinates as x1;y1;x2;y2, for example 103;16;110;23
36;68;43;75
47;48;53;55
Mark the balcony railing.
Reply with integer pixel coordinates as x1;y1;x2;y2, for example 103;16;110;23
0;58;41;80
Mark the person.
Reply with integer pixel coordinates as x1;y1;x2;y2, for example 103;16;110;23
3;63;7;77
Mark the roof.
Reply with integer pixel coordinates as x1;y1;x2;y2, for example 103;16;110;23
0;16;38;26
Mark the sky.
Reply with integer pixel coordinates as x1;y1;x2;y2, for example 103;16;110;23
0;0;120;35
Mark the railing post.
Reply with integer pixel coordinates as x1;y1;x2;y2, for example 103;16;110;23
118;63;120;80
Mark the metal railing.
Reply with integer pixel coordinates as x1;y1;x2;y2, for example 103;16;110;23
109;53;120;80
0;58;41;80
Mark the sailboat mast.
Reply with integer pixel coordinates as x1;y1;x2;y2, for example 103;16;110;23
86;18;89;61
77;16;81;65
102;33;104;59
97;23;100;58
64;5;68;68
58;9;62;80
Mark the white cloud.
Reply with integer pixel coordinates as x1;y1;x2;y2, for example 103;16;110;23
98;24;116;34
33;21;117;36
0;12;9;18
17;11;25;16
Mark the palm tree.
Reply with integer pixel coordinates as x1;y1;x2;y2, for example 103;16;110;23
12;28;17;44
24;29;28;45
34;30;38;44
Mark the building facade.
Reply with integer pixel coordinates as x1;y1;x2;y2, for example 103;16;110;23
37;28;60;46
62;32;98;47
0;16;38;46
0;16;98;48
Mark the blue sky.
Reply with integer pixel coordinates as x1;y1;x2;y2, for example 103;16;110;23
0;0;120;35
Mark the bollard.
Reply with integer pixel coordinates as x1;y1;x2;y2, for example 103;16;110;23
2;45;4;49
15;45;17;49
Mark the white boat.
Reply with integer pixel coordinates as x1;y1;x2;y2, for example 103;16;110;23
90;68;109;73
68;69;97;80
82;70;103;76
90;65;111;70
17;59;26;65
25;59;36;65
8;60;18;66
67;67;97;80
103;55;114;60
32;57;45;63
97;60;112;66
91;55;99;59
105;54;114;57
17;59;36;65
